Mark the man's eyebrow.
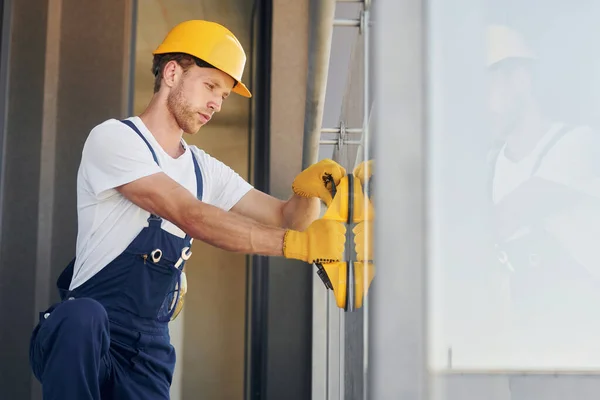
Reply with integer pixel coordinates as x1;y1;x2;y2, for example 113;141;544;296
207;77;232;96
207;78;222;88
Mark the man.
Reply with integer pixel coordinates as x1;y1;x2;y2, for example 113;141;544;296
29;20;349;399
486;24;600;368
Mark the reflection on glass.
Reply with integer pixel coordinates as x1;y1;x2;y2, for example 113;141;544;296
430;1;600;377
487;23;600;370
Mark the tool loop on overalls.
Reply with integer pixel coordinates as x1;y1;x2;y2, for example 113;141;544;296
150;249;163;263
174;238;193;270
167;238;194;321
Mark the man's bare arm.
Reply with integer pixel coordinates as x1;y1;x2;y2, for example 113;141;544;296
231;188;321;231
117;172;286;257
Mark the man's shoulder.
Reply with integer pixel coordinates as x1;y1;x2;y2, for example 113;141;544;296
88;118;133;137
188;145;224;169
188;144;209;158
546;123;599;155
83;118;144;151
561;124;598;143
187;145;248;183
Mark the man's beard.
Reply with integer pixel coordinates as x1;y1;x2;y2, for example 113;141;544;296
167;83;200;134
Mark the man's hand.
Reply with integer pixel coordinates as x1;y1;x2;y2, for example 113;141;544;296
292;159;346;206
353;221;373;262
353;159;374;187
283;219;346;263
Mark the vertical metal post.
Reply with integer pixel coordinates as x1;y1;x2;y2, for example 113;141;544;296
369;0;429;399
248;1;273;399
302;0;337;168
308;3;339;400
0;0;10;252
124;0;137;117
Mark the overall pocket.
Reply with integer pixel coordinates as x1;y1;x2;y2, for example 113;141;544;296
157;268;183;322
119;253;178;319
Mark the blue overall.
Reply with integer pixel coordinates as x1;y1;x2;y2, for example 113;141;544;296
29;120;203;399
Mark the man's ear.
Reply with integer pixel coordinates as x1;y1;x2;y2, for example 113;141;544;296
162;60;180;89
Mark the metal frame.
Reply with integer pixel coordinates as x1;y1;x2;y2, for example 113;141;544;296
247;1;273;399
0;0;10;277
302;0;336;169
124;0;137;117
309;0;373;399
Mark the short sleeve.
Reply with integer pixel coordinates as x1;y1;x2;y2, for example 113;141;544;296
191;147;253;211
81;119;163;196
537;126;600;196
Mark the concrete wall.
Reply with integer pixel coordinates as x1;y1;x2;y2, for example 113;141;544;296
264;1;313;399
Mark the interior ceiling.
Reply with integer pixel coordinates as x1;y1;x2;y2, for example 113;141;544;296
134;0;255;124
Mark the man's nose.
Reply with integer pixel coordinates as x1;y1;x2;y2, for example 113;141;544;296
208;98;222;113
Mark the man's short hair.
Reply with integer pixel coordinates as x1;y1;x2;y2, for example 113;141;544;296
151;53;216;93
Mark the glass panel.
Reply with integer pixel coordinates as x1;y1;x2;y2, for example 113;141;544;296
133;2;253;399
429;0;600;398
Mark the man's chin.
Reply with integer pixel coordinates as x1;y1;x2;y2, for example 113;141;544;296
182;124;204;135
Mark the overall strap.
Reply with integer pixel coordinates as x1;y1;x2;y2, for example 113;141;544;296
120;119;205;233
486;124;574;202
530;124;573;177
190;151;204;200
120;119;160;166
183;151;204;243
486;146;503;204
120;119;161;224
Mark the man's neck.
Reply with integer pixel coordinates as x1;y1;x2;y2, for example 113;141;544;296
139;97;185;158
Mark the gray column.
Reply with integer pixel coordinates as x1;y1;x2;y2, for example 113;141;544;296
260;1;314;399
0;0;52;397
369;0;430;399
0;1;134;398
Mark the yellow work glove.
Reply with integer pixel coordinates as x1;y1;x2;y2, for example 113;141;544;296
283;219;346;264
353;163;375;309
292;159;346;206
353;159;374;188
352;158;375;259
353;221;373;261
352;221;375;309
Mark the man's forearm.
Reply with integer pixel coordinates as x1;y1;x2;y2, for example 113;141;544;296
281;195;321;230
180;200;287;257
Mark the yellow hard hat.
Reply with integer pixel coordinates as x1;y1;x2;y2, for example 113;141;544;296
154;20;251;98
486;24;536;68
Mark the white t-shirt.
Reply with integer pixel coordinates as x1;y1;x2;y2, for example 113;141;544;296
493;122;600;274
70;117;253;290
490;123;600;368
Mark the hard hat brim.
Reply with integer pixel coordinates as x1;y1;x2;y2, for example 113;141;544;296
232;80;252;98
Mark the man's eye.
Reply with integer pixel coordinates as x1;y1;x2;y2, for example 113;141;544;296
205;83;214;90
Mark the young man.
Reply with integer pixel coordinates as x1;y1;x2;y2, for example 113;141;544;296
486;24;600;368
29;20;347;399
